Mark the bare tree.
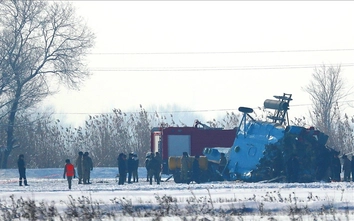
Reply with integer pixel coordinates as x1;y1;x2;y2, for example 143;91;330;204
0;0;94;168
304;64;349;149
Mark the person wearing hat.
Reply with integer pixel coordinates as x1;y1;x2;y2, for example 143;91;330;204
75;151;83;184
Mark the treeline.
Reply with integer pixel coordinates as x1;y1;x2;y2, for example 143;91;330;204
0;107;240;169
1;104;353;169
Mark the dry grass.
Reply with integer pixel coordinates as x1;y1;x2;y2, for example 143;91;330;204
0;190;352;221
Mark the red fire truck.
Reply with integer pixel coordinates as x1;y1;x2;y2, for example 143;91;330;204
150;121;237;174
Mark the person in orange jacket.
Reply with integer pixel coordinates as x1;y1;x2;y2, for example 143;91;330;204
63;159;76;189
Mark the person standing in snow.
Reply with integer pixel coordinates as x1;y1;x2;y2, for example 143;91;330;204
286;154;299;183
145;152;151;181
351;156;354;182
148;152;161;185
117;153;127;185
330;152;341;182
75;151;83;184
83;152;93;184
17;154;29;186
218;153;227;176
127;152;135;184
132;153;139;182
192;155;201;183
63;159;76;189
154;152;162;182
342;155;351;182
180;152;190;182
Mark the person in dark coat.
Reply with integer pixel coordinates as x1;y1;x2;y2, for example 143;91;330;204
351;156;354;182
192;155;201;183
286;154;299;183
145;152;151;181
132;153;139;182
155;152;162;167
342;155;351;182
148;153;161;185
127;152;135;184
331;153;341;182
118;153;127;185
75;151;83;184
83;152;93;184
154;152;162;182
218;153;228;179
17;154;29;186
181;152;190;182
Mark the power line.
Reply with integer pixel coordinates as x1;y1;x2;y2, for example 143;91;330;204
51;109;239;116
89;63;354;72
47;99;354;116
89;48;354;55
49;105;312;116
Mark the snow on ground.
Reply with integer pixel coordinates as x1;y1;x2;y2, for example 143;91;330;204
1;167;354;220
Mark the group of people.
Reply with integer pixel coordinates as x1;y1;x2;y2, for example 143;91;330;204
17;151;94;189
117;152;140;185
74;151;94;185
64;151;93;189
144;152;162;185
181;152;203;183
285;152;354;183
330;154;354;182
179;152;228;183
19;149;354;189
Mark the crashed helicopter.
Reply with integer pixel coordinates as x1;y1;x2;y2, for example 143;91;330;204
164;93;334;183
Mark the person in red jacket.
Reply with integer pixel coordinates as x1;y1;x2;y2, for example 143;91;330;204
63;159;76;189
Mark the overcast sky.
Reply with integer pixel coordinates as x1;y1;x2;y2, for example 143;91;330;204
43;1;354;126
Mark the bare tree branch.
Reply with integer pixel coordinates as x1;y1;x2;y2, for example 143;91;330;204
0;0;95;168
304;64;352;152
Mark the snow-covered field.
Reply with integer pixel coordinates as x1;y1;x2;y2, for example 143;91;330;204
1;167;354;220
